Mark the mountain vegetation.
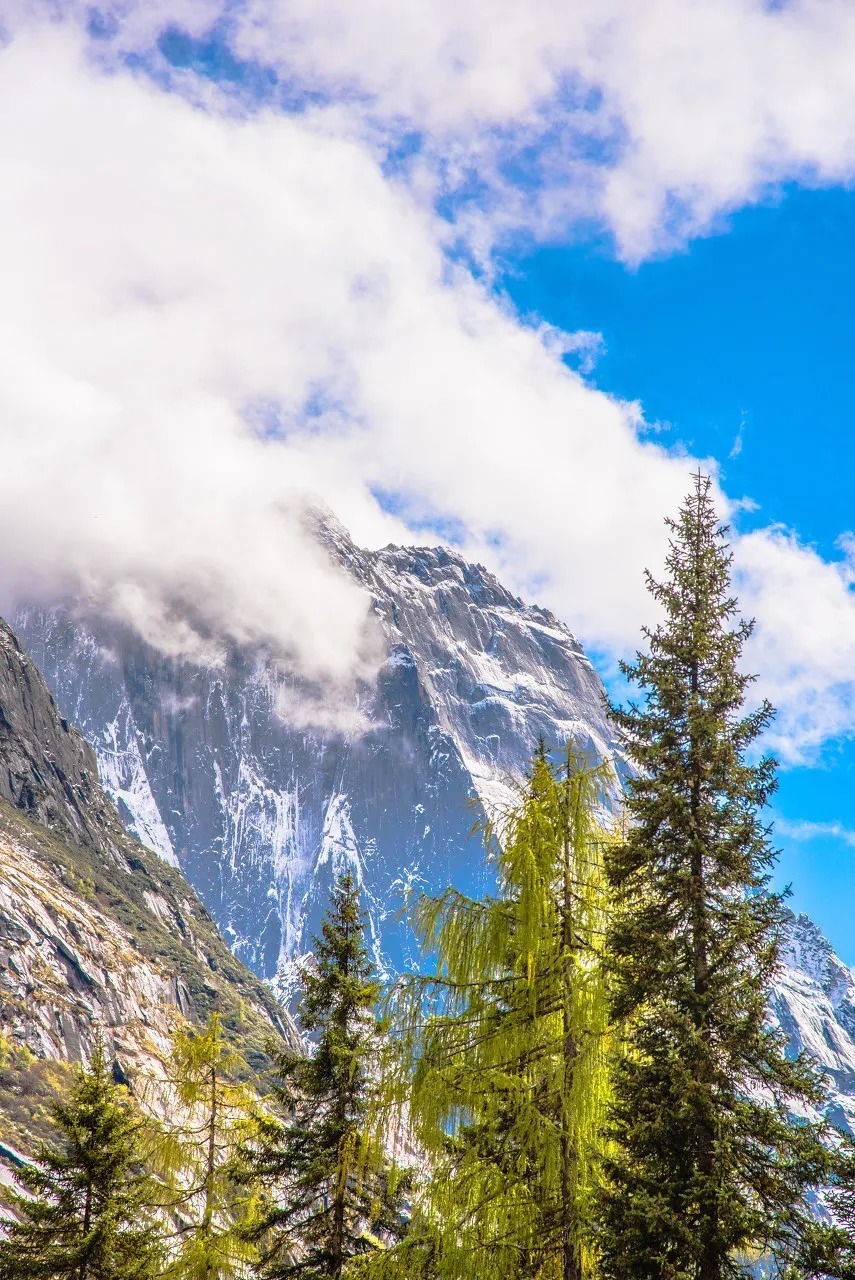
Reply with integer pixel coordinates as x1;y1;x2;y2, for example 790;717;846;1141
598;472;832;1280
380;746;612;1280
149;1014;261;1280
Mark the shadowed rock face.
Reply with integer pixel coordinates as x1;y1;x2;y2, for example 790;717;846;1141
0;616;123;860
16;532;621;992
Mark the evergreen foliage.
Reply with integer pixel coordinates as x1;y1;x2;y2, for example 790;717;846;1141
599;472;829;1280
823;1140;855;1278
386;747;613;1280
0;1040;163;1280
242;873;406;1279
148;1013;260;1279
787;1134;855;1279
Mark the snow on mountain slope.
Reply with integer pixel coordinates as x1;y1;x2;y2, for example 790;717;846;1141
773;912;855;1134
16;528;620;989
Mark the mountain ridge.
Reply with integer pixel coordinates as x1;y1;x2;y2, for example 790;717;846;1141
17;531;621;987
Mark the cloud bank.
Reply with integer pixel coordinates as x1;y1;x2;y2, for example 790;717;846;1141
0;31;690;657
228;0;855;261
0;8;854;757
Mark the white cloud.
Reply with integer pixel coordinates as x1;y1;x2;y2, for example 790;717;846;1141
0;29;395;698
0;14;854;758
0;29;696;673
19;0;855;259
776;817;855;849
736;528;855;763
229;0;855;259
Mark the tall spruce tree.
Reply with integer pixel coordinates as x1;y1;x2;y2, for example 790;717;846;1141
599;472;828;1280
0;1041;163;1280
386;747;612;1280
243;872;406;1280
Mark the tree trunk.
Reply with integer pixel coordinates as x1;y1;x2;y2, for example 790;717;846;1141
690;499;717;1280
331;1133;347;1279
560;769;582;1280
202;1063;218;1280
78;1176;93;1280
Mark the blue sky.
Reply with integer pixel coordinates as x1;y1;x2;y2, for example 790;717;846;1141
4;3;855;958
505;186;855;554
505;187;855;957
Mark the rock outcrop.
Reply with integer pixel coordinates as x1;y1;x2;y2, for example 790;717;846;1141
774;912;855;1133
0;618;123;859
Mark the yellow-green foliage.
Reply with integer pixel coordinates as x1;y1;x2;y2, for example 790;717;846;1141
384;747;614;1280
141;1014;262;1280
0;1036;76;1156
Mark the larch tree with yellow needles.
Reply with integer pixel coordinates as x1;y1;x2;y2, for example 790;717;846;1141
150;1013;261;1280
383;746;613;1280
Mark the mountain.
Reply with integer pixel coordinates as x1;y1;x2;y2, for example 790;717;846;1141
13;529;855;1137
0;614;298;1170
17;530;621;991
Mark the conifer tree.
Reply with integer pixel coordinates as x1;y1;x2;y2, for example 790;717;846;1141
0;1041;163;1280
386;747;612;1280
151;1013;260;1280
599;472;828;1280
243;872;406;1279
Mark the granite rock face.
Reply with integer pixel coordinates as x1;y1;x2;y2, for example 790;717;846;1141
0;617;123;859
773;912;855;1134
17;532;621;991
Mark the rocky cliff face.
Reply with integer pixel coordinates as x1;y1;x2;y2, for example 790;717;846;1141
774;913;855;1134
0;614;298;1162
0;620;122;859
17;533;620;992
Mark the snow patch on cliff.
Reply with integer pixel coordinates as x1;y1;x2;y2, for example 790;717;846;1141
92;704;177;867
